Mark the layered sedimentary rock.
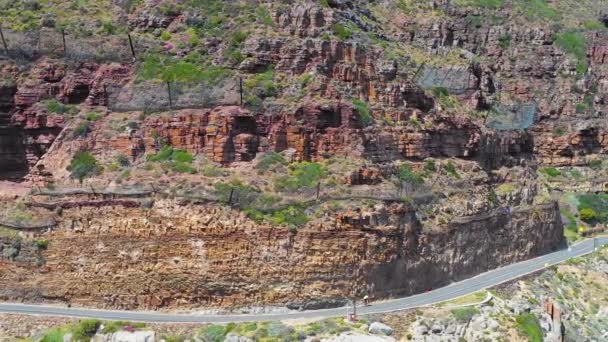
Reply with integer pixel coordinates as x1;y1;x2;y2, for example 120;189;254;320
0;199;564;310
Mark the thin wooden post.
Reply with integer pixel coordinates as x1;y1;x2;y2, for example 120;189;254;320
316;182;321;199
61;29;67;55
127;33;136;59
0;26;8;55
239;77;243;106
228;188;234;204
166;81;172;109
103;84;108;106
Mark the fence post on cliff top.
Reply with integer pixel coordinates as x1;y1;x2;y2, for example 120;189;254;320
239;77;243;106
61;29;67;55
316;182;321;199
127;33;136;60
0;25;8;55
166;81;173;110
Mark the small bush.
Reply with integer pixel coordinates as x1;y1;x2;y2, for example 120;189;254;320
256;152;287;172
46;100;76;115
579;207;597;223
332;23;353;40
72;319;101;341
541;167;561;177
116;154;130;167
41;329;64;342
34;239;48;249
73;122;91;138
519;0;558;20
584;21;605;30
424;159;437;173
85;112;102;121
255;6;274;26
271;206;309;227
498;33;512;48
577;194;608;224
398;163;424;186
230;31;249;47
496;183;516;195
353;98;373;127
555;32;588;74
451;307;479;322
443;161;459;178
147;146;194;168
431;87;450;98
455;0;504;8
213;180;260;204
515;313;543;342
274;162;326;191
172;162;197;174
199;325;231;342
588;159;603;170
69;151;102;183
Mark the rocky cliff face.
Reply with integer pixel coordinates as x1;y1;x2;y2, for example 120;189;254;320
0;199;563;310
0;0;602;310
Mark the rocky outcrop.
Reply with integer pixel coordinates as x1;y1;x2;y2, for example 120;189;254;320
0;199;564;310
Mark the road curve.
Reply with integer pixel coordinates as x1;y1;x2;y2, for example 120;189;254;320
0;237;606;323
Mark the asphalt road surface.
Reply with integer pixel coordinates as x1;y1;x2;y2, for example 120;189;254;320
0;237;606;323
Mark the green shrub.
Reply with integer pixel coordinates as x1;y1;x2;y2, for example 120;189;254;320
455;0;504;8
171;162;196;174
588;159;603;170
541;167;561;177
270;206;309;227
579;208;597;223
584;21;605;30
72;319;101;341
173;150;194;163
451;307;479;322
46;100;76;115
577;194;608;224
199;325;231;342
116;154;130;167
85;112;102;121
255;6;274;26
498;33;512;48
518;0;558;20
213;180;260;204
139;54;228;84
424;159;437;173
555;32;588;74
515;313;543;342
353;98;373;127
496;183;516;195
332;23;353;40
41;329;64;342
431;87;450;98
256;152;287;172
274;162;326;191
147;146;194;170
34;239;48;249
73;122;91;138
443;161;460;178
69;151;102;183
245;67;278;99
398;163;424;187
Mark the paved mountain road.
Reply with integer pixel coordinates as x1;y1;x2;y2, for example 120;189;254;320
1;237;606;323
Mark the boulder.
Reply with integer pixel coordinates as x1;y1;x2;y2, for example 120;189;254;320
368;322;393;336
224;333;254;342
92;331;155;342
413;324;428;335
